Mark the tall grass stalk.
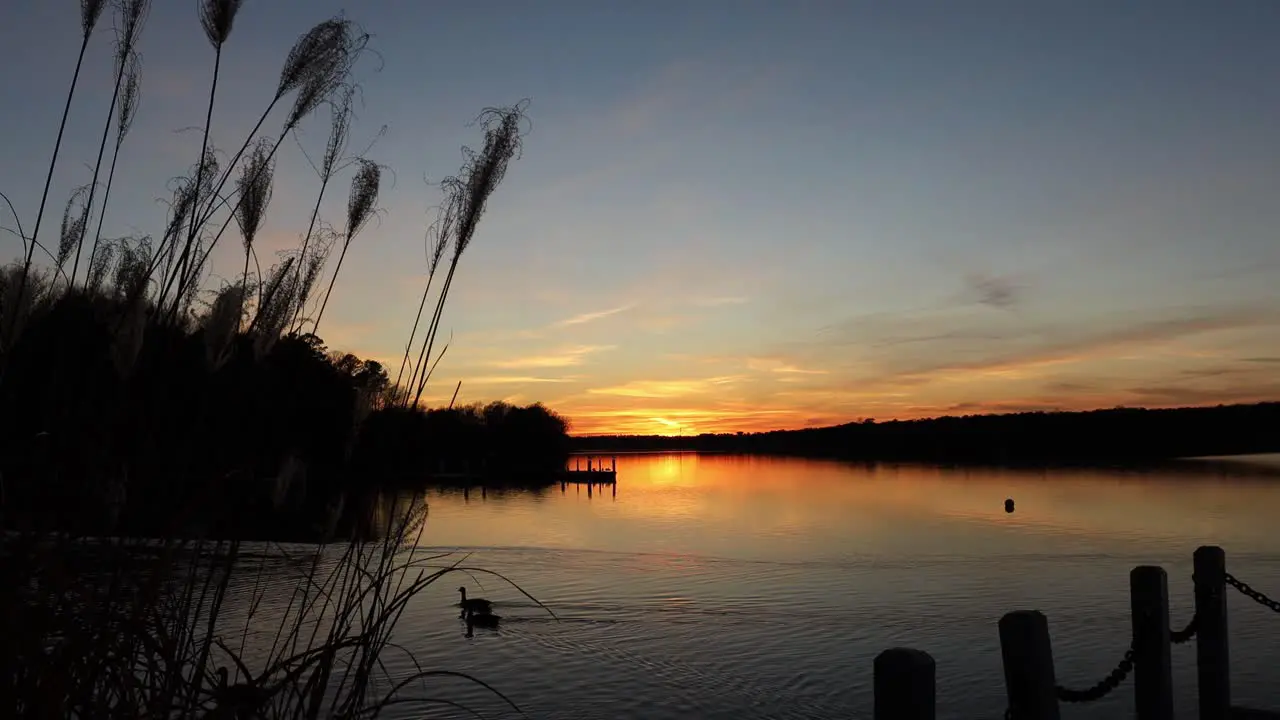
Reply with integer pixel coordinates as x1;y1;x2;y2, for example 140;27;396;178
289;87;354;332
54;186;92;287
68;0;150;289
86;8;146;281
0;495;549;718
9;0;108;348
151;15;339;313
392;204;452;394
403;185;463;405
312;160;380;336
172;0;243;297
233;138;275;293
162;17;367;322
408;105;526;408
150;151;218;315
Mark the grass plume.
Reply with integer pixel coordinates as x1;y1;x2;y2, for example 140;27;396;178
86;1;148;278
166;16;368;324
290;87;355;332
408;104;527;408
8;0;110;350
56;186;92;284
233;138;275;292
313;159;380;336
0;497;547;719
0;6;544;710
176;0;245;305
67;0;152;288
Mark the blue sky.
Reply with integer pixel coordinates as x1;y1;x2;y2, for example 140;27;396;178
2;0;1279;434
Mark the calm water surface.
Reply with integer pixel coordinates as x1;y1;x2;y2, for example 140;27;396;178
237;453;1280;719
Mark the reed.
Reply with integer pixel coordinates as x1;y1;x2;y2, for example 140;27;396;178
54;186;92;288
85;37;144;280
312;159;381;336
289;87;355;333
0;3;542;708
11;0;109;339
68;0;151;288
233;138;276;295
172;0;243;300
155;15;367;320
0;494;545;718
404;104;527;408
393;201;452;396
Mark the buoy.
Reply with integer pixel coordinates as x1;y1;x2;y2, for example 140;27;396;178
1004;498;1015;514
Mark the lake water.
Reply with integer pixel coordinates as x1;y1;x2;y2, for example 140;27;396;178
229;453;1280;719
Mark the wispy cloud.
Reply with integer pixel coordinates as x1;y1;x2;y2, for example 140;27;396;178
465;375;576;385
747;357;829;375
691;296;748;307
489;345;616;369
553;304;636;327
817;304;1280;386
964;273;1023;310
886;307;1280;381
587;376;744;399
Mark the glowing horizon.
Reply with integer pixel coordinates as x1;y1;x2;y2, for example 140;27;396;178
2;2;1279;437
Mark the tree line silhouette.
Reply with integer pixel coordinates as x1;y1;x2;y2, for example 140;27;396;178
571;402;1280;465
0;268;571;538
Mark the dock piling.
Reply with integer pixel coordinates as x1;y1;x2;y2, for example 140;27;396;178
874;648;935;720
1131;566;1174;720
999;610;1061;720
1195;546;1230;720
885;547;1276;719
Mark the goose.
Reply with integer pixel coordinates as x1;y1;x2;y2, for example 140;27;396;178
465;608;502;632
457;586;493;616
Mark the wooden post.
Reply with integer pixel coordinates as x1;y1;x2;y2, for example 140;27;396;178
1131;565;1174;720
999;611;1060;720
874;648;935;720
1194;546;1230;720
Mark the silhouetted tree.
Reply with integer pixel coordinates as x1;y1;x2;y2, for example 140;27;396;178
571;402;1280;466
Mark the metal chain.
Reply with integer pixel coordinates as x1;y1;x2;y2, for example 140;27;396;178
1170;613;1198;644
1007;569;1271;718
1225;572;1280;613
1055;642;1136;703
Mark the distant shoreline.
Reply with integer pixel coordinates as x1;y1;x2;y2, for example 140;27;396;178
568;401;1280;466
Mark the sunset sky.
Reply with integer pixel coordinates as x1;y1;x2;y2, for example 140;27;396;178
2;1;1279;435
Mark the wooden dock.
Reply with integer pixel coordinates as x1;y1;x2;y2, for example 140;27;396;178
424;455;619;486
563;455;617;484
873;545;1280;720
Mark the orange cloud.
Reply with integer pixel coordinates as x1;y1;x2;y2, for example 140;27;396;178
587;376;744;399
569;404;804;435
464;375;576;385
345;299;1280;435
691;296;748;307
553;304;636;327
746;357;829;376
489;345;615;369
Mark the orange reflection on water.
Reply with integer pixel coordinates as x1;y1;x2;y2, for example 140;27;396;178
413;453;1280;562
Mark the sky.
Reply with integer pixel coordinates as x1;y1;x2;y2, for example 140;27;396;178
2;1;1280;436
